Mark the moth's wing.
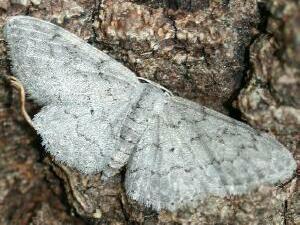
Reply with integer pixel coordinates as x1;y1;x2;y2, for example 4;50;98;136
33;100;137;174
125;96;297;211
3;16;140;105
4;16;144;175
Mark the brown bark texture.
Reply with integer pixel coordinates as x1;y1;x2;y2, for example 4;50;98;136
0;0;299;224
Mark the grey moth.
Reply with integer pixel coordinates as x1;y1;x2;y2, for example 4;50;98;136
3;16;297;212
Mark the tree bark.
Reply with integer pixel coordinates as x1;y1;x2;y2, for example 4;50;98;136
0;0;298;224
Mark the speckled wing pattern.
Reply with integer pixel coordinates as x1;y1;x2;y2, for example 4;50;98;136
4;16;297;212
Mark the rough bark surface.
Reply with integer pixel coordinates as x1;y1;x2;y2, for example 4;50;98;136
0;0;298;224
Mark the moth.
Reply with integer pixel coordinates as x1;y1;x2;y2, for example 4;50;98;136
3;16;296;212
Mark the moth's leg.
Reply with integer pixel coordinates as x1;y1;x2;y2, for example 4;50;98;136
137;77;173;96
287;177;297;199
52;161;91;212
8;76;34;128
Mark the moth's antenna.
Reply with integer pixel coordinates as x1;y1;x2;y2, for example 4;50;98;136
7;76;34;128
137;77;173;96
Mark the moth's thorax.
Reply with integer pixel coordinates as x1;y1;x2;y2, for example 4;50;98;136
119;83;166;145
